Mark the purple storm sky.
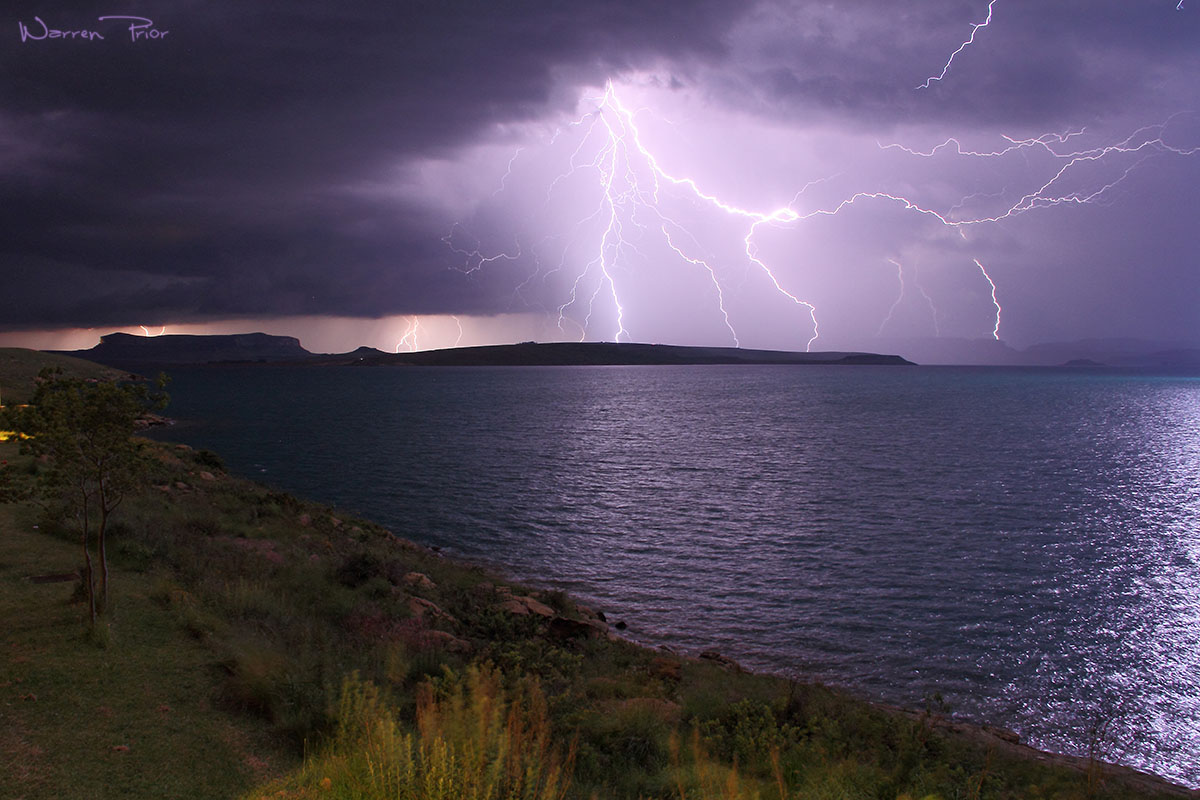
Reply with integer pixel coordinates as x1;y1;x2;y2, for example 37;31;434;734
2;1;1198;355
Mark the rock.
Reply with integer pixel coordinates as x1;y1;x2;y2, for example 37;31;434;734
403;572;436;591
986;726;1021;744
198;471;216;481
500;598;531;616
330;516;342;528
175;443;192;451
174;481;189;490
548;616;609;640
498;595;554;617
575;602;607;622
407;596;456;624
699;649;743;673
298;513;312;527
517;595;555;617
614;620;628;630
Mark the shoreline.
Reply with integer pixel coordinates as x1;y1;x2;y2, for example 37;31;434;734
381;538;1198;797
139;419;1200;795
4;427;1197;797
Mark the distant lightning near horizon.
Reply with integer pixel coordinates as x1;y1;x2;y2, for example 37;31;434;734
396;316;421;352
975;259;1002;340
877;258;908;337
877;258;941;338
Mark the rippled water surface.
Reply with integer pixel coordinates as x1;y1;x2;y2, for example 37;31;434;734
159;365;1200;787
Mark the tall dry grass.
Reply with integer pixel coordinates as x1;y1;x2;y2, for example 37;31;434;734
249;664;573;800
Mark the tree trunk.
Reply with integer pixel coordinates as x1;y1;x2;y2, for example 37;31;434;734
98;504;109;615
80;492;96;626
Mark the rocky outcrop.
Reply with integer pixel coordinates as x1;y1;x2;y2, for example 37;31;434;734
501;595;555;617
61;332;312;368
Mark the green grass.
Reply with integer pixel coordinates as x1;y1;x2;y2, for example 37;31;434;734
0;348;127;405
0;451;294;798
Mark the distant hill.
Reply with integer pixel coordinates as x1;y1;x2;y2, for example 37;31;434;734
844;335;1200;367
57;335;912;369
313;341;914;367
0;348;129;405
1019;338;1200;368
57;332;312;369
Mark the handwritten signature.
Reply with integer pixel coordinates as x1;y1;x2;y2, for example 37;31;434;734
17;15;169;42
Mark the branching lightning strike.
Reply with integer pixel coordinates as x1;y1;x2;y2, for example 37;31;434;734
448;80;1197;349
450;81;823;350
395;316;421;352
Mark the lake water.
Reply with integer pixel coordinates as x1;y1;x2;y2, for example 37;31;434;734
155;364;1200;787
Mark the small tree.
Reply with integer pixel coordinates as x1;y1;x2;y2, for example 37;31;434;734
2;368;167;625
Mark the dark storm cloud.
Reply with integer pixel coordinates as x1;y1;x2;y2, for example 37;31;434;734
2;0;1197;333
1;0;743;327
719;0;1200;130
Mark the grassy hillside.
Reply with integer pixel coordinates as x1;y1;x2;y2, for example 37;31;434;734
0;348;129;405
0;360;1191;799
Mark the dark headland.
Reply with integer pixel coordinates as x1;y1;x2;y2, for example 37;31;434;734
58;332;915;369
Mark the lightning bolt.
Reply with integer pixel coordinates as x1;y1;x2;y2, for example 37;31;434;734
916;278;941;337
139;325;166;337
443;222;521;275
877;258;907;337
395;317;421;352
452;81;823;350
918;0;997;90
493;147;524;197
876;258;942;337
452;315;465;347
974;259;1002;340
450;80;1196;350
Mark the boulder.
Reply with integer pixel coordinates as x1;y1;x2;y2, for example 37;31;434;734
407;596;456;624
699;649;743;673
403;572;436;591
500;595;555;617
548;616;609;640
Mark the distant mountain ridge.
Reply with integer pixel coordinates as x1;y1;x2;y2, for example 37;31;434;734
843;336;1200;367
55;332;311;368
56;334;912;368
326;341;913;367
52;332;1200;369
